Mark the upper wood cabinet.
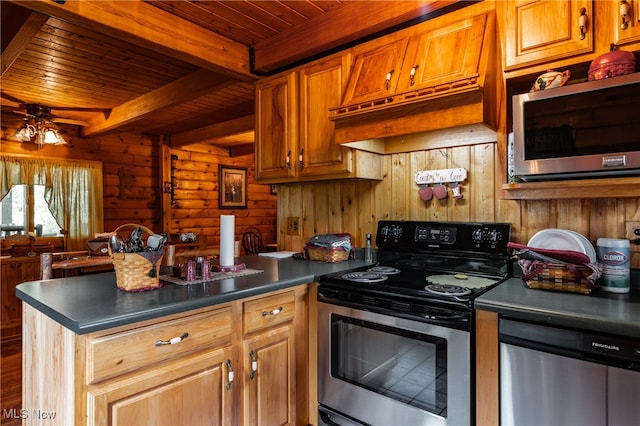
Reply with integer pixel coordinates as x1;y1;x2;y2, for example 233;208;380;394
397;13;491;93
613;0;640;47
337;12;493;110
502;0;640;72
340;37;409;106
503;0;593;70
256;52;383;184
255;71;298;182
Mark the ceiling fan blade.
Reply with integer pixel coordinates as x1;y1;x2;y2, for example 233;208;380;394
0;91;25;105
50;106;110;113
51;117;90;126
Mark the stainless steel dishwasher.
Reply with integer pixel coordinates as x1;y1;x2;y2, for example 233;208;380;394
499;317;640;426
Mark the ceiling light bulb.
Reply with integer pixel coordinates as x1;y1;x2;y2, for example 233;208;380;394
44;129;59;144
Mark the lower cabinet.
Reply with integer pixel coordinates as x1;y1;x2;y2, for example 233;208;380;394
22;284;309;426
1;256;40;342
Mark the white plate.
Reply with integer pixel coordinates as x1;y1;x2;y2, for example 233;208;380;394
528;229;589;259
563;230;596;262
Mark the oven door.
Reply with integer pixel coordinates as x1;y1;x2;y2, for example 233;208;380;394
318;300;471;426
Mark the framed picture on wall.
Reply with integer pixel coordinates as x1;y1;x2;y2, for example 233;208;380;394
219;166;247;209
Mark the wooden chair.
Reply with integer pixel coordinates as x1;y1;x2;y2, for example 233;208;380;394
241;227;274;255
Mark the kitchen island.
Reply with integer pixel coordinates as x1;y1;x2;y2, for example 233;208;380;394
17;255;368;426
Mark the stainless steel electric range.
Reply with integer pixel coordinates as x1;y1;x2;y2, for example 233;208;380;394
317;220;511;426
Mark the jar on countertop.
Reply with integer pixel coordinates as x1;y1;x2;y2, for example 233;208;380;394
596;238;630;293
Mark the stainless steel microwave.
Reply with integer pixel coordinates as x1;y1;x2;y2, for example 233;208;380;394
512;72;640;181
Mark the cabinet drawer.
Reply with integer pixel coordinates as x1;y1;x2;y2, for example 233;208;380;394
243;291;295;335
87;307;232;384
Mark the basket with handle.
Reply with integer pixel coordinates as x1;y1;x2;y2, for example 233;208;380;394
304;233;354;263
108;223;164;292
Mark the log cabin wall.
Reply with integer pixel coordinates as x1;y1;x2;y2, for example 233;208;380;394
169;143;277;250
276;143;640;269
0;133;277;252
1;132;162;239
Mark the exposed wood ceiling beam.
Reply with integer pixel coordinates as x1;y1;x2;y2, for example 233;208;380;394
252;0;459;73
229;143;256;158
171;115;255;147
10;0;254;80
1;9;49;76
84;69;238;136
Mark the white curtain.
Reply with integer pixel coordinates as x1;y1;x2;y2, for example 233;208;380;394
0;155;104;251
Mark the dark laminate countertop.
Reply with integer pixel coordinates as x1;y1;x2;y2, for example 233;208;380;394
17;255;369;335
476;277;640;339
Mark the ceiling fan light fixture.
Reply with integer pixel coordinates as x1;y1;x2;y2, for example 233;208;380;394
14;123;36;142
14;117;67;145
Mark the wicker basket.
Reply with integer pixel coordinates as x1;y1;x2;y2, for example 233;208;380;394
306;246;351;263
304;233;353;263
108;223;164;292
520;261;597;295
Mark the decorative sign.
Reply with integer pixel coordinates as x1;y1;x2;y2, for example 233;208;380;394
415;168;467;185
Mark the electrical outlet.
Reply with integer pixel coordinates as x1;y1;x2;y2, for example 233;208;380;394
287;217;300;235
624;221;640;252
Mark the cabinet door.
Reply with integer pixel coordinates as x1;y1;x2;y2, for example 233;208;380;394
256;71;298;181
340;37;409;106
397;13;490;91
242;325;294;426
613;0;640;47
1;258;40;341
88;346;235;425
299;53;353;178
504;0;594;70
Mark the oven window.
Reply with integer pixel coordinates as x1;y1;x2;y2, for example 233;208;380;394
330;314;447;416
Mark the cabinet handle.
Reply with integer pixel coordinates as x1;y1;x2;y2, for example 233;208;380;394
225;359;234;390
298;149;304;168
579;7;588;40
286;150;291;169
409;65;419;86
262;306;283;316
249;350;258;379
620;1;631;30
155;332;188;346
385;69;395;90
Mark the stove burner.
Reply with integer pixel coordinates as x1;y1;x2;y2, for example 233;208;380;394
424;284;472;297
341;271;388;283
367;266;401;275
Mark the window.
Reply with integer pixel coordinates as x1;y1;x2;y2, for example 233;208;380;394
0;184;62;237
1;155;104;251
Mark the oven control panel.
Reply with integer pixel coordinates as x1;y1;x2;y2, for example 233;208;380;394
376;220;511;254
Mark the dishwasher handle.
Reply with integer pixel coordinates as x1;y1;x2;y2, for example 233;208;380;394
499;317;640;371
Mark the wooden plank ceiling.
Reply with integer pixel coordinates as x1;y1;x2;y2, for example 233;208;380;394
0;0;460;150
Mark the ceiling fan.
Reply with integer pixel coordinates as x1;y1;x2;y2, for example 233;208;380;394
1;92;108;145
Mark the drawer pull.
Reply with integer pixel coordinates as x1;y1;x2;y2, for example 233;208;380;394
249;350;258;379
262;306;283;316
155;332;189;346
225;359;234;390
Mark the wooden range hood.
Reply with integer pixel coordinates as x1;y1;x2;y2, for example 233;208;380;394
329;10;500;154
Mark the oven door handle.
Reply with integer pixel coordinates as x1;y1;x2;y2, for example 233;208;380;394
319;409;367;426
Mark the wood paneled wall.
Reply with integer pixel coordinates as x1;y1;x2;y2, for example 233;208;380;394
169;143;277;248
0;134;277;251
277;142;640;269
